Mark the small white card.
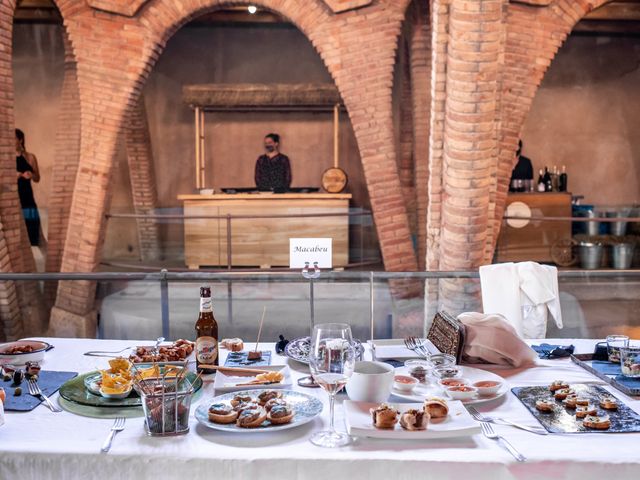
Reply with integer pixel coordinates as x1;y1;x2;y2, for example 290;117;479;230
289;238;332;269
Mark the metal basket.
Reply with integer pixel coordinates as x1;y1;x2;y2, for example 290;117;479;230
140;384;193;436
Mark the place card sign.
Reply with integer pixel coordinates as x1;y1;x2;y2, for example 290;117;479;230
289;238;332;269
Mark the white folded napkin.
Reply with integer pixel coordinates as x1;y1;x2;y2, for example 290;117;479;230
479;261;563;339
458;312;538;367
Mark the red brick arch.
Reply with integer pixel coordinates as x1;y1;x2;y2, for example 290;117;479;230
49;0;418;335
0;0;81;338
489;0;613;258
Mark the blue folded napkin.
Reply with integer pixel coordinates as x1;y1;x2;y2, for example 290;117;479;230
531;343;575;359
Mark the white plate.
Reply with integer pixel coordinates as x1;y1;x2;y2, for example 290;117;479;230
369;338;439;361
391;366;508;406
213;365;293;394
195;389;323;433
344;400;480;439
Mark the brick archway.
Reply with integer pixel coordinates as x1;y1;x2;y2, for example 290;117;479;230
0;0;80;339
490;0;613;258
50;0;418;336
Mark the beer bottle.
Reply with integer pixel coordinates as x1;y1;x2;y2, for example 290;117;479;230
195;286;218;373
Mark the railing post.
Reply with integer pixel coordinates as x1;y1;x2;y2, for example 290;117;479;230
369;271;374;342
160;268;170;339
309;277;315;333
226;214;232;270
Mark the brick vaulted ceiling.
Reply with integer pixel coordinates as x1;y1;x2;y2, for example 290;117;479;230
0;0;621;337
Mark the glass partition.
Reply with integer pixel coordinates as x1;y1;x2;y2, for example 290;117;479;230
1;270;639;342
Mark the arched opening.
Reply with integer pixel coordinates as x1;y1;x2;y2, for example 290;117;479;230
498;1;640;337
102;5;380;271
0;0;79;338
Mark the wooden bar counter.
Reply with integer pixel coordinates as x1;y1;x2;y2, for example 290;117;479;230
178;192;351;268
496;192;572;263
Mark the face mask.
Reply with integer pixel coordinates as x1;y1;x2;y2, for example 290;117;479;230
265;145;275;152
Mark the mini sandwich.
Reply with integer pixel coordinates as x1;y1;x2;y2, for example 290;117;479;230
400;409;429;431
267;404;295;425
583;414;611;430
236;406;268;428
208;403;239;424
370;404;399;429
423;398;449;418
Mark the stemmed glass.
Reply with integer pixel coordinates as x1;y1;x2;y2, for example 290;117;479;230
308;323;355;448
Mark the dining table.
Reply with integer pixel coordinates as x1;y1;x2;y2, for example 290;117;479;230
1;337;639;480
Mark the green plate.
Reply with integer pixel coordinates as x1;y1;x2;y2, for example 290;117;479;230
59;368;203;408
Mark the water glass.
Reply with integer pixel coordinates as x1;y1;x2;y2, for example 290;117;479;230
620;346;640;378
607;335;629;363
308;323;355;448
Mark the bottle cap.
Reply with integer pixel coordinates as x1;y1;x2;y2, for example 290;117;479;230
200;286;211;297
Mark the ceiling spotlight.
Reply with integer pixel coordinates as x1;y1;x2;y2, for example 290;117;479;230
247;5;257;14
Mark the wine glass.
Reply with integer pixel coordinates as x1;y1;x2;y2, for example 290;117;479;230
308;323;355;448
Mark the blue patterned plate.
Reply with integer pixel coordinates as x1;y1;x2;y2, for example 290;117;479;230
195;389;323;432
284;336;364;365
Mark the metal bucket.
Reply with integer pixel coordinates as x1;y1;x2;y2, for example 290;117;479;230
585;210;601;236
579;242;603;270
612;243;635;270
607;210;630;236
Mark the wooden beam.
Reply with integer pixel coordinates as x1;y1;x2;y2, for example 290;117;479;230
585;2;640;21
574;19;640;34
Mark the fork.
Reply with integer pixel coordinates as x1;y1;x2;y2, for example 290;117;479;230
101;417;126;453
479;421;526;462
27;378;62;413
468;407;547;435
404;336;430;359
84;346;132;357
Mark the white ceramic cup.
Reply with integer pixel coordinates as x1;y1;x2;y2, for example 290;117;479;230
345;361;395;402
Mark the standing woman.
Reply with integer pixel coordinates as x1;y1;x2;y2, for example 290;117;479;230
15;129;41;246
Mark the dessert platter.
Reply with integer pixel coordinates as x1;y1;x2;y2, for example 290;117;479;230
390;364;508;406
512;381;640;433
195;389;323;432
345;397;480;439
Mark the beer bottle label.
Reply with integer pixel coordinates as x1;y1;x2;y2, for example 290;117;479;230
200;297;212;312
196;336;218;364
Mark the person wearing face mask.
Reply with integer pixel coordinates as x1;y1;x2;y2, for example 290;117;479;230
254;133;292;192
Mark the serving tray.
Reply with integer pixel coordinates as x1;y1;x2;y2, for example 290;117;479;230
571;354;640;396
512;384;640;434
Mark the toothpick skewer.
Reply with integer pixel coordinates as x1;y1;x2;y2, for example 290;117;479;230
255;306;266;353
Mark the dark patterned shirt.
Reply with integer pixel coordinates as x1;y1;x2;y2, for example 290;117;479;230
254;153;292;191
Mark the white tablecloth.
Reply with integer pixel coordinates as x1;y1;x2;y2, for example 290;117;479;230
1;338;639;480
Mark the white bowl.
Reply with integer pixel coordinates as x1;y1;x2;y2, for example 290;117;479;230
346;361;395;403
438;377;469;389
472;380;503;396
445;385;478;400
393;375;418;392
0;340;51;366
100;386;133;399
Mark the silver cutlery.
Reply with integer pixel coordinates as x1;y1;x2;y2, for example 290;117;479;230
84;347;132;357
479;420;526;462
101;417;126;453
153;337;165;355
468;407;547;435
27;378;62;413
404;336;430;359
